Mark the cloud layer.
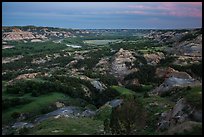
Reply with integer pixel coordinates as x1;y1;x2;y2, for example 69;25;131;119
2;2;202;29
127;2;202;18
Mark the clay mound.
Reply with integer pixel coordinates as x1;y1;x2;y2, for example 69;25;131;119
155;67;192;79
110;48;136;82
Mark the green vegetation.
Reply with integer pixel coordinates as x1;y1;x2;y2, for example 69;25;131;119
80;35;128;40
5;79;61;96
60;97;89;108
174;124;202;135
73;47;114;69
171;62;202;78
5;77;94;103
137;46;165;54
62;37;85;46
179;33;199;42
107;97;147;135
2;92;66;124
184;86;202;109
95;105;112;121
95;87;120;107
2;27;202;135
141;95;175;135
163;86;202;109
84;39;122;45
2;97;33;111
164;121;202;135
158;56;177;67
112;86;136;96
133;55;147;65
124;64;163;85
25;117;103;135
83;71;118;86
2;41;67;57
125;84;153;94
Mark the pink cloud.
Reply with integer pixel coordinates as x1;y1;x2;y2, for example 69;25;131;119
176;2;202;6
127;2;202;18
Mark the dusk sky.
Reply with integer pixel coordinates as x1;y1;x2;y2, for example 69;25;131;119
2;2;202;29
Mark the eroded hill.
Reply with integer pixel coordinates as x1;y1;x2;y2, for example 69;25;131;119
2;27;202;135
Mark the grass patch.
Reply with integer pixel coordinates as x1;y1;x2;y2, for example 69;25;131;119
94;105;112;121
25;117;104;135
138;46;164;54
2;81;8;92
125;84;153;94
111;86;136;95
2;92;66;125
184;86;202;109
111;86;138;99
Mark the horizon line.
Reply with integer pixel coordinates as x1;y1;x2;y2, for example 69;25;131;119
2;25;202;30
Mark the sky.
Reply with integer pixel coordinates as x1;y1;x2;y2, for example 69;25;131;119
2;2;202;29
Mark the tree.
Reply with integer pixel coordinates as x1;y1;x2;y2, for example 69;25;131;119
108;97;147;135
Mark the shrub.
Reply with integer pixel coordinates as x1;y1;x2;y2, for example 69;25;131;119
143;92;149;98
11;112;21;119
158;56;176;67
124;65;162;85
171;62;202;78
2;98;32;111
185;87;202;109
94;87;120;107
179;33;197;42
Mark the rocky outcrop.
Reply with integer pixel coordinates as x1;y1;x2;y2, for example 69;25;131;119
31;39;42;42
90;80;107;93
164;121;202;135
110;48;137;82
157;98;202;132
55;102;65;108
81;110;96;117
151;76;200;96
124;78;140;87
2;55;23;64
155;67;192;79
31;54;54;64
2;26;92;41
3;29;35;41
190;109;202;122
152;68;201;96
175;34;202;57
169;34;202;65
12;122;34;129
157;98;189;131
144;52;164;65
66;60;78;67
2;45;14;49
7;72;41;85
107;99;123;108
173;56;202;65
34;106;96;123
144;29;202;66
94;57;110;74
81;85;91;97
15;72;40;80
